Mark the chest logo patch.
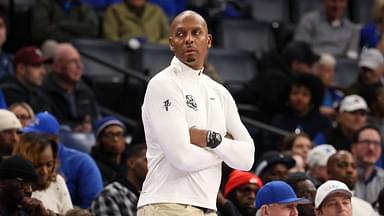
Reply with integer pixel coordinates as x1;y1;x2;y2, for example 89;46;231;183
186;95;198;111
163;99;171;111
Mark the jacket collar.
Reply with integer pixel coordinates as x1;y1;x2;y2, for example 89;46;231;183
171;56;204;80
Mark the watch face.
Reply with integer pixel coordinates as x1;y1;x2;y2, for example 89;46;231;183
215;133;222;143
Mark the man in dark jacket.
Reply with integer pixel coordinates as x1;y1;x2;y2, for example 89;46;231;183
43;43;100;133
0;46;52;112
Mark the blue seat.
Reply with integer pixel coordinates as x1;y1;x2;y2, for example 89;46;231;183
334;57;359;88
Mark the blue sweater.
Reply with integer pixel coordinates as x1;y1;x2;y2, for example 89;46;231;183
58;144;103;208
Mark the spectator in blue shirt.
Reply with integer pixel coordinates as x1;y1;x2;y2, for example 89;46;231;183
0;9;14;79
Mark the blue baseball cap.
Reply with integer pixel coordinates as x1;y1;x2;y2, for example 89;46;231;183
256;181;310;209
22;112;60;135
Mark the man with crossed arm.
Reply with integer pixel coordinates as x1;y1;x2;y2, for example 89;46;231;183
137;10;255;216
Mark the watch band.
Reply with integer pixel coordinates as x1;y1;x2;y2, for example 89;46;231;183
207;130;222;149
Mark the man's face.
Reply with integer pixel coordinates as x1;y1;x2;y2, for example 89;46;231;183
0;129;20;155
0;18;6;47
53;47;83;83
233;183;259;215
315;192;352;216
289;85;311;114
169;13;212;70
0;178;33;210
22;64;46;87
99;125;126;155
324;0;347;21
310;165;328;182
360;66;383;85
327;152;357;189
264;203;299;216
351;128;382;166
128;149;148;184
262;163;289;183
127;0;145;7
317;64;335;87
295;180;316;216
338;110;366;133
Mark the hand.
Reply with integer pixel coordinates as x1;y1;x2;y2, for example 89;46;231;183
21;197;53;216
225;133;233;140
189;127;208;148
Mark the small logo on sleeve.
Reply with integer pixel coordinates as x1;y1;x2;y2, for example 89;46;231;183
163;99;171;111
186;95;198;111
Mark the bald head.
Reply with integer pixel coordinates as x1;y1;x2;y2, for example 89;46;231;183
169;10;212;70
171;10;208;34
53;43;78;63
52;43;83;84
327;151;357;189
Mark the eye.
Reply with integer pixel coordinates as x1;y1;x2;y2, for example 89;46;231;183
176;31;184;37
193;30;201;36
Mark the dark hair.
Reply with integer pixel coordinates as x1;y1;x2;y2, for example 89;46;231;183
352;125;382;143
281;133;311;152
126;144;146;160
359;83;383;110
288;74;325;110
285;172;311;192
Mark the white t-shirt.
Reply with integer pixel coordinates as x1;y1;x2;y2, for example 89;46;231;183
138;57;255;210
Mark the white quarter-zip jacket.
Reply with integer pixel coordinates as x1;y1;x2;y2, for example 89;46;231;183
138;57;255;210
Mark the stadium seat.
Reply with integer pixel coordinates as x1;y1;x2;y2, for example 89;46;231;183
216;19;276;57
208;48;257;101
250;0;290;23
334;57;359;88
349;0;374;24
291;0;324;23
132;43;173;77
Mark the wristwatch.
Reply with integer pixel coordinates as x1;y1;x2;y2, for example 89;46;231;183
207;130;222;149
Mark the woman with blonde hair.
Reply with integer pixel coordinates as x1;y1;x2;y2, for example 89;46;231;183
12;133;73;214
8;102;35;127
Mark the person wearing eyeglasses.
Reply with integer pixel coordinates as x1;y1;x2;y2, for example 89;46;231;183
91;116;128;185
217;170;263;216
351;126;384;205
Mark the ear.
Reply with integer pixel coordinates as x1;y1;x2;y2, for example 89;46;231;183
315;208;321;216
169;36;174;52
261;205;270;216
207;34;212;48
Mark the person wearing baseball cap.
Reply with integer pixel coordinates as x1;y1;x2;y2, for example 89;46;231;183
313;94;368;151
0;46;52;113
218;170;263;216
306;144;336;187
254;151;296;183
255;180;310;216
315;180;352;216
347;48;384;94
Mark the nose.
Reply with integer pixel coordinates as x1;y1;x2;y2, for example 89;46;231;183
185;32;193;45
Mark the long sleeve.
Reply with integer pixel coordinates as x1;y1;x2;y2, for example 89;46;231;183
210;89;254;171
143;76;222;172
77;154;103;208
294;13;313;43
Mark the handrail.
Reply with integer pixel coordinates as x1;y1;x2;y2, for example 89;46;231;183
78;50;149;83
241;115;290;137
